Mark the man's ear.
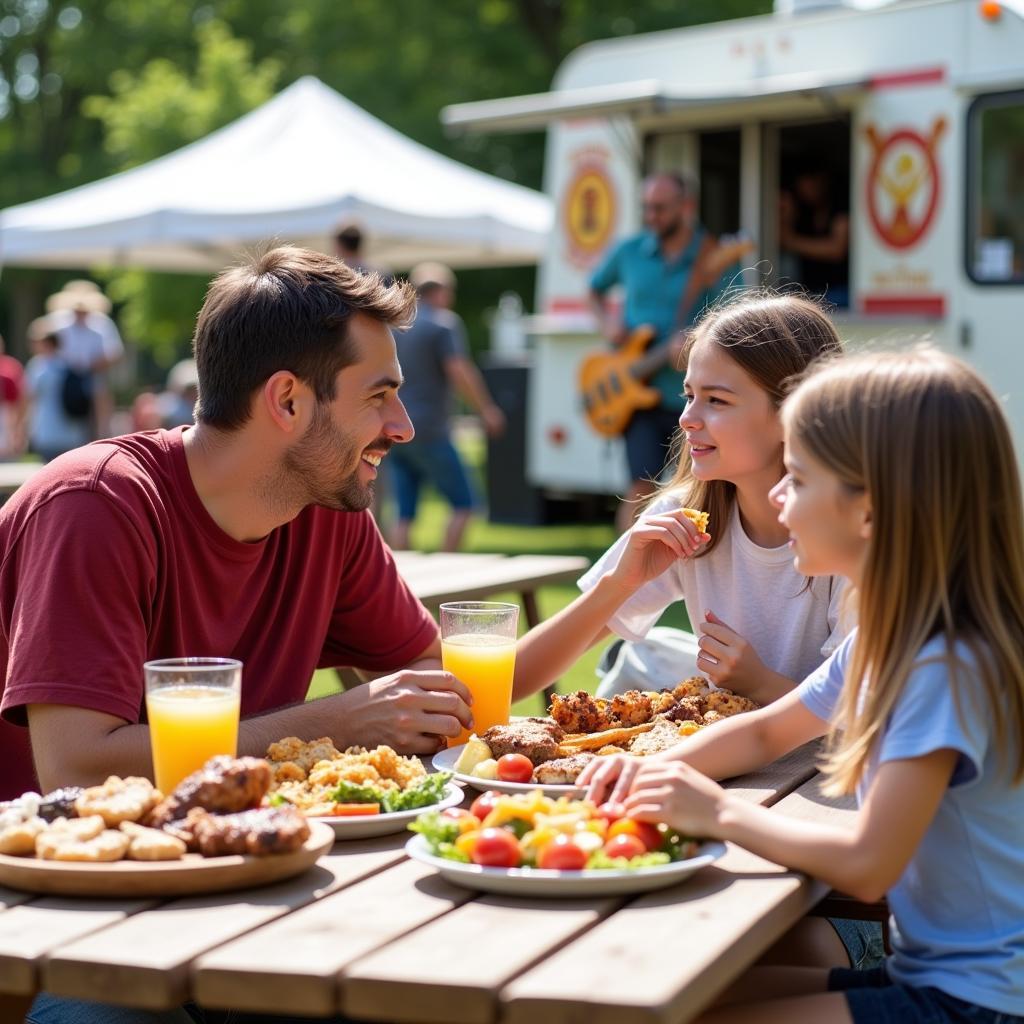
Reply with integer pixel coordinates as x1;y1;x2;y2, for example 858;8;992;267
261;371;309;435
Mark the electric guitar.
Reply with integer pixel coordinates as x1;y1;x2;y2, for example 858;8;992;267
579;236;755;439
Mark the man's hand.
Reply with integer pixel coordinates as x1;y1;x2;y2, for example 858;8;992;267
480;403;506;438
607;507;709;592
338;669;473;754
696;611;767;694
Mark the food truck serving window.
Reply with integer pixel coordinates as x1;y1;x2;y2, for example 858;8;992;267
967;91;1024;286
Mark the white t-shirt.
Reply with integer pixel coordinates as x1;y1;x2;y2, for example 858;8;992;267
579;495;848;685
49;311;124;370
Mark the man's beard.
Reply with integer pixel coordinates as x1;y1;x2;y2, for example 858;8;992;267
656;213;685;240
284;405;389;513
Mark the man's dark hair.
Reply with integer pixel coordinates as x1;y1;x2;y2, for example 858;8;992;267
334;225;363;254
193;246;416;431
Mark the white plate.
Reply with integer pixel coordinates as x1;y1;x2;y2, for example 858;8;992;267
432;745;584;798
310;782;465;839
405;833;727;897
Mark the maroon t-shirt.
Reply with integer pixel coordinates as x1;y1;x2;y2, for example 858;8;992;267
0;427;438;799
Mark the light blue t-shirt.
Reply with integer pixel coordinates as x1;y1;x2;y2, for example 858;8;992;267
799;632;1024;1014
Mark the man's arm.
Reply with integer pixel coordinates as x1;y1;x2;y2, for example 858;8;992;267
443;355;505;437
27;636;472;791
780;213;850;263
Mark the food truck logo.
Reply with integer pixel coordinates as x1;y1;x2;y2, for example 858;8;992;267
564;153;616;266
865;118;946;250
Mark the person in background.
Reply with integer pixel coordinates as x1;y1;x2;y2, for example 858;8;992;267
160;358;199;427
0;334;25;459
387;261;506;552
590;172;736;533
44;280;125;438
333;222;394;285
23;326;90;463
779;164;850;308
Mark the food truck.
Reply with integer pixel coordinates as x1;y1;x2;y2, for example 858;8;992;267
445;0;1024;509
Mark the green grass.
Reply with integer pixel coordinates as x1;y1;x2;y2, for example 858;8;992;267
307;430;690;714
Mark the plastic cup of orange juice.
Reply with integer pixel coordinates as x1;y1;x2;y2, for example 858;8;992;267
144;657;242;794
440;602;519;747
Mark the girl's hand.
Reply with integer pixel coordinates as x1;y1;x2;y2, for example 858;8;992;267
621;761;726;838
578;752;643;806
697;611;767;695
608;509;709;592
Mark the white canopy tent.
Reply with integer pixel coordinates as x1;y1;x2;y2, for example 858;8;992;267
0;76;552;274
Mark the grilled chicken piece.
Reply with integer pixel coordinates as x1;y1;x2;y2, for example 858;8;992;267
610;690;655;726
177;806;310;857
533;752;596;785
147;756;272;827
481;717;565;765
549;691;614;734
629;719;690;756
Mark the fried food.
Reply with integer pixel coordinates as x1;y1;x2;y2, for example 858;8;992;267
148;756;272;827
559;722;655;751
0;817;47;856
704;690;760;716
75;776;161;827
597;745;627;755
184;806;310;857
702;710;726;725
265;736;343;783
120;821;186;861
665;695;707;724
681;507;710;534
549;691;615;734
480;717;565;765
39;787;84;823
610;690;654;726
672;677;712;700
37;817;130;862
647;690;678;715
269;744;427;815
533;752;596;785
629;719;693;756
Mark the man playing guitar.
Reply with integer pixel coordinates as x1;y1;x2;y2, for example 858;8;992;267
588;172;737;533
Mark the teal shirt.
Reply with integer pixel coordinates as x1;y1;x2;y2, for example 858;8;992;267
590;228;733;410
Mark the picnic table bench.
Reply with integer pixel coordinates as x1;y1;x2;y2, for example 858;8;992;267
0;742;858;1023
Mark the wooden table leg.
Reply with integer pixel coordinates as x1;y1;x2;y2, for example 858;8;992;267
520;590;559;707
0;992;34;1022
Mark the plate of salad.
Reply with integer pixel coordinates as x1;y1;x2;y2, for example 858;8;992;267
406;788;725;896
265;739;464;839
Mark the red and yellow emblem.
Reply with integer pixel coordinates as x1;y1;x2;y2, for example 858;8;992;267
864;117;946;250
563;153;616;265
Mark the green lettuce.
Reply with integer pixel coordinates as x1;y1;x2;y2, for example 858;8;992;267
331;771;452;814
408;809;461;852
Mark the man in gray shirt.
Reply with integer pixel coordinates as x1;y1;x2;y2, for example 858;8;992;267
389;262;505;551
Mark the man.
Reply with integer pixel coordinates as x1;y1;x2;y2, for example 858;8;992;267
589;172;731;533
387;261;505;552
0;246;473;804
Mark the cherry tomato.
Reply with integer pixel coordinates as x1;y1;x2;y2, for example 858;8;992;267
607;819;663;853
536;835;588;871
495;753;534;784
596;801;626;824
441;808;480;834
471;827;522;868
603;833;646;860
469;791;501;822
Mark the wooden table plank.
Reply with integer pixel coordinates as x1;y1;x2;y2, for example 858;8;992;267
194;859;472;1018
342;893;619;1024
42;836;406;1010
722;742;820;807
499;776;854;1024
0;897;153;996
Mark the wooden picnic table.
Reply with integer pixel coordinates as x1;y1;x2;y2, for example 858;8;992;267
0;743;856;1023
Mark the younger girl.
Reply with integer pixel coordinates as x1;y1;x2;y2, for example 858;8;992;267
584;349;1024;1023
516;292;846;709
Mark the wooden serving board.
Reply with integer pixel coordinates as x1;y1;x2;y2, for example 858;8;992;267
0;821;334;898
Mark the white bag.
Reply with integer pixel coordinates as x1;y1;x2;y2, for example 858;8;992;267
595;626;704;698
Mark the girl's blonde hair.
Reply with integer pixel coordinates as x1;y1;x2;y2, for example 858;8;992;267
657;292;843;553
784;348;1024;795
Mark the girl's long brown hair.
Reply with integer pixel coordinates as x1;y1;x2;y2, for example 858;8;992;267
657;292;843;554
784;349;1024;794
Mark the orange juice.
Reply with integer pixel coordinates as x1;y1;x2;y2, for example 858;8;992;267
442;633;516;746
146;684;240;793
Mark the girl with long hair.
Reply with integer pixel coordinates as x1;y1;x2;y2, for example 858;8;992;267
583;349;1024;1023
